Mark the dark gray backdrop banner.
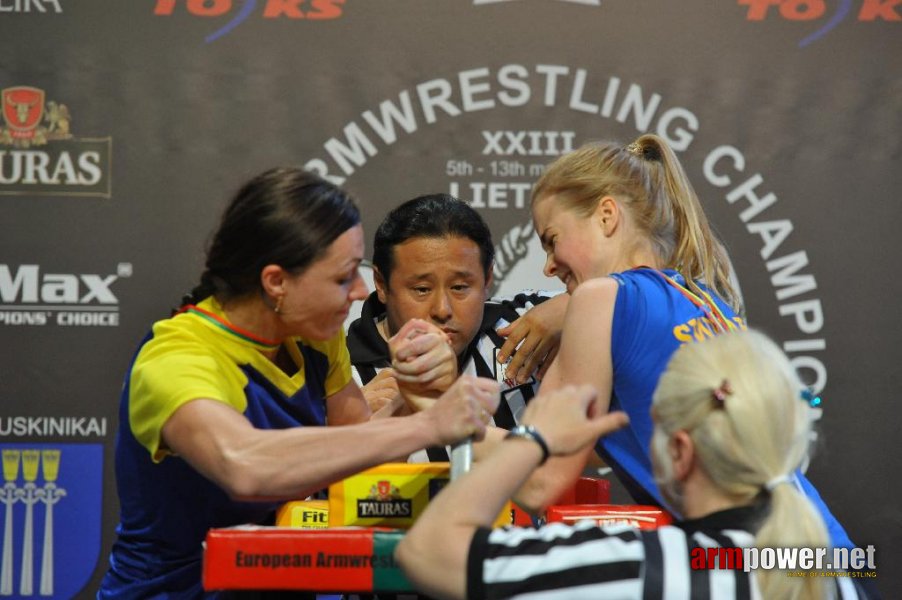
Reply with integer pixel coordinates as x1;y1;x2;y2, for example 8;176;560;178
1;1;899;597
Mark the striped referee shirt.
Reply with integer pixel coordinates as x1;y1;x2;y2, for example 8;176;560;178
347;290;556;462
467;504;868;599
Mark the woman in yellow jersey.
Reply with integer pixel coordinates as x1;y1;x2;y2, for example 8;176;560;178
98;167;499;599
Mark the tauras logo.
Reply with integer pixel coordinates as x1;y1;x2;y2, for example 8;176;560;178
3;87;68;148
356;479;413;518
0;149;103;186
356;499;412;518
1;86;112;198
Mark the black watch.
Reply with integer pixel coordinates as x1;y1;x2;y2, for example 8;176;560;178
504;425;551;465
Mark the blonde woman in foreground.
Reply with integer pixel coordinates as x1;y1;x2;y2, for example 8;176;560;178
398;329;873;599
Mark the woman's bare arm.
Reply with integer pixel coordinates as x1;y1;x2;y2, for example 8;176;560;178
474;278;619;512
160;374;500;501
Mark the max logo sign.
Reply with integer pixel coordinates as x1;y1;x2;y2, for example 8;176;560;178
154;0;346;43
0;444;102;599
738;0;901;46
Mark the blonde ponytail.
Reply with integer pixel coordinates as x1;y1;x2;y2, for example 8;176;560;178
756;482;830;599
628;134;740;312
532;134;741;313
653;330;827;600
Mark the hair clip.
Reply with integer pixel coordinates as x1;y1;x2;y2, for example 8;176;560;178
801;388;822;408
712;379;732;407
626;142;642;157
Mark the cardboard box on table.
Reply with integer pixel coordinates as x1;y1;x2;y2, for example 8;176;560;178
203;526;411;592
545;504;673;529
204;462;508;592
203;465;671;591
511;475;612;526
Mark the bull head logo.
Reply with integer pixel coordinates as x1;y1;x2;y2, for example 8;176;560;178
2;87;45;132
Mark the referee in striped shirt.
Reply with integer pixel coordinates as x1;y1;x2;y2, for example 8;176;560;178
347;193;567;462
397;330;874;599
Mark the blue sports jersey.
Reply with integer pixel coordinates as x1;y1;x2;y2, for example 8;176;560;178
598;268;854;550
98;297;351;598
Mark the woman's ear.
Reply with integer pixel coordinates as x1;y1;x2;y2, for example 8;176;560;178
669;430;696;482
260;264;286;298
595;196;620;236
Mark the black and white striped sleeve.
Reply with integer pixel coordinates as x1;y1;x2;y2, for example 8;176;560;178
489;289;564;320
467;520;644;599
467;519;874;600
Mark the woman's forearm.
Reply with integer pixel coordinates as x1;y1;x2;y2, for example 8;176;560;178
163;399;443;501
164;375;497;502
510;446;595;513
473;427;586;513
230;412;443;499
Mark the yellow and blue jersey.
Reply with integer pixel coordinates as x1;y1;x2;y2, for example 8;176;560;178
601;268;852;550
99;297;351;598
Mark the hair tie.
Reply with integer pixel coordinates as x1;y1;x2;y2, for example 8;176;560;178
625;141;661;162
711;379;732;407
800;388;822;408
764;473;793;492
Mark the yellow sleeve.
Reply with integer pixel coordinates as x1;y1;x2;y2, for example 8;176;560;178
129;325;248;462
304;328;353;398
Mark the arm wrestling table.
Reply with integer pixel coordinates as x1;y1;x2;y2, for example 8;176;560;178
203;526;413;593
202;443;670;593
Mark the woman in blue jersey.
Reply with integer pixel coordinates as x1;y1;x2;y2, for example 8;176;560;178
98;167;500;598
398;330;870;600
512;134;853;550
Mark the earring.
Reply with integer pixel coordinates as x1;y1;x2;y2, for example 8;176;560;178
274;295;284;314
